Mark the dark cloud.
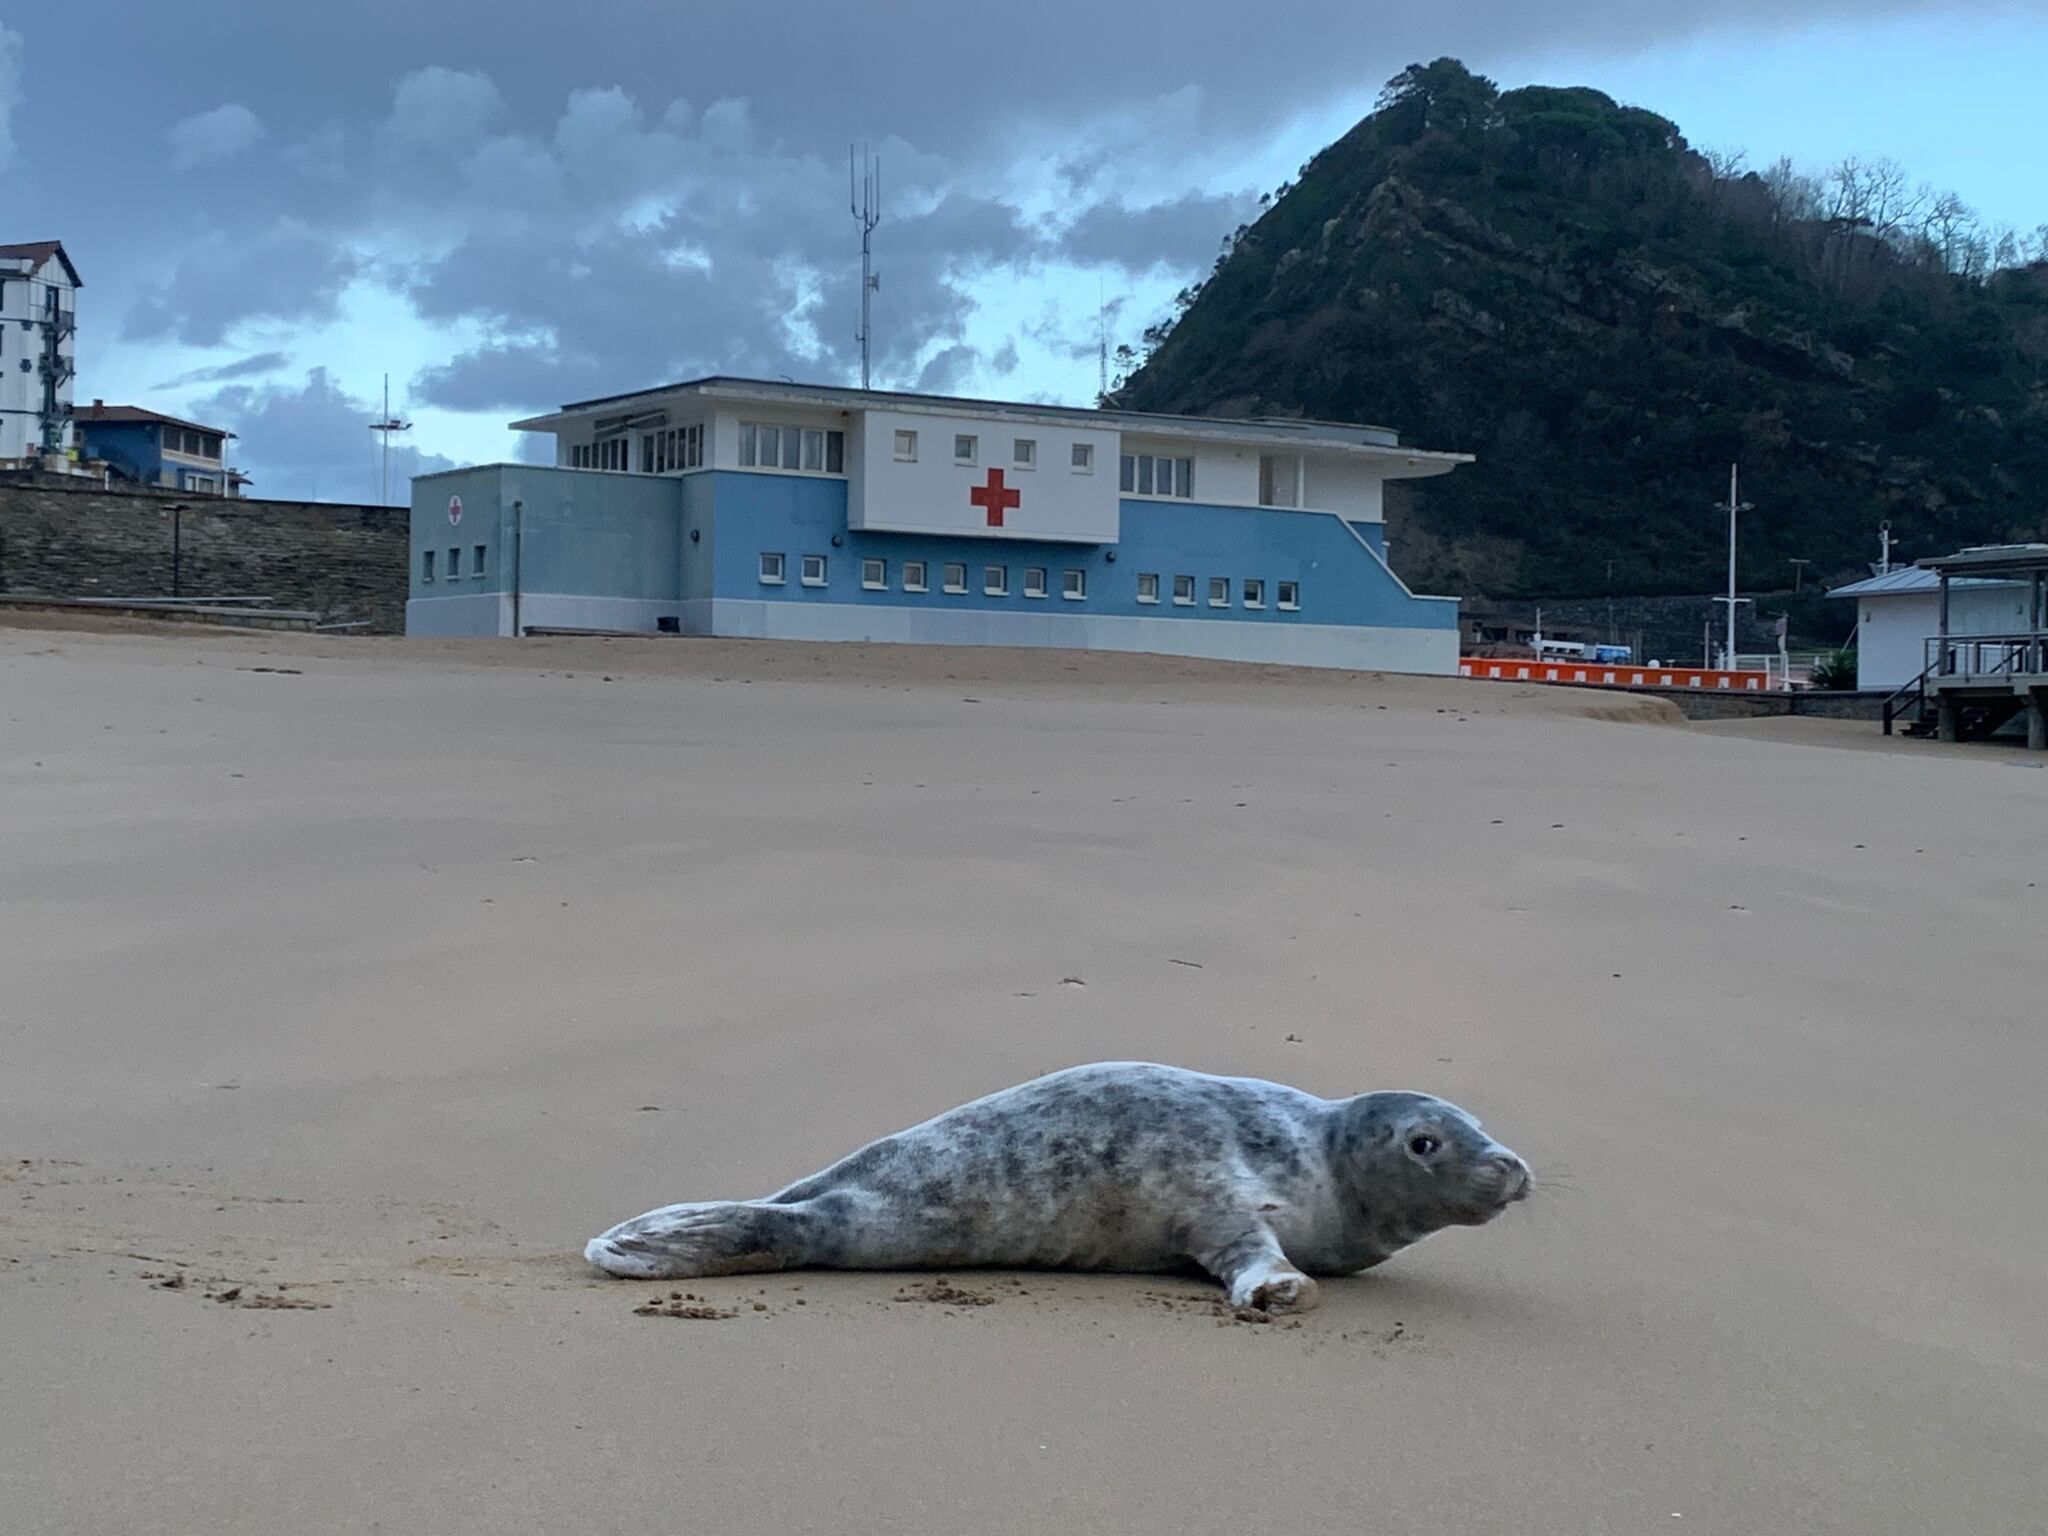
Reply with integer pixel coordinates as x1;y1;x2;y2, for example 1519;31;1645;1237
124;221;362;347
151;351;292;391
194;369;457;503
1058;192;1263;270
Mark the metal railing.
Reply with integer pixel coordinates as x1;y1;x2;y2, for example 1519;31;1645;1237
1882;661;1935;736
1925;632;2048;682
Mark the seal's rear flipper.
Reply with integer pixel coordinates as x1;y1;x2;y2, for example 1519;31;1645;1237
584;1201;807;1279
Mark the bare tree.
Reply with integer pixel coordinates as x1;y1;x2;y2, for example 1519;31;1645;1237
1705;145;1749;180
1923;190;1980;274
1759;155;1821;227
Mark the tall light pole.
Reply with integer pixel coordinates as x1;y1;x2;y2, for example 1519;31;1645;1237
369;373;412;506
1712;463;1754;670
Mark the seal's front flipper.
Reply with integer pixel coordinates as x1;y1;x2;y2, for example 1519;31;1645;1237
584;1201;810;1279
1193;1224;1321;1314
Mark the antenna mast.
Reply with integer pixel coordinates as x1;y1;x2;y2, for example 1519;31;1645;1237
850;144;882;390
369;373;412;506
1098;279;1109;401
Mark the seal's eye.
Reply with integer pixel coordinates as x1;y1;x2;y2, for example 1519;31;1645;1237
1408;1134;1441;1158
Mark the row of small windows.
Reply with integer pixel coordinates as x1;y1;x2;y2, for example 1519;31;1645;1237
893;430;1095;473
756;555;1299;610
643;423;704;473
760;553;1089;600
570;438;631;471
1135;572;1299;610
741;422;846;474
421;544;489;583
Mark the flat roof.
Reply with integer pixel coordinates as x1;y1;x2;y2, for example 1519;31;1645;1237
508;374;1473;470
1918;544;2048;577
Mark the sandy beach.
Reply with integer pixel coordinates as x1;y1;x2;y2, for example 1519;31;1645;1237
3;618;2042;1534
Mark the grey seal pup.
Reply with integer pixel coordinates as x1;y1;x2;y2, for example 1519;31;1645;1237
584;1061;1531;1312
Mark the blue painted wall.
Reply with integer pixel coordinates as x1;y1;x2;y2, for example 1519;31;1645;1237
410;464;686;600
701;470;1451;630
75;421;164;485
409;463;1451;636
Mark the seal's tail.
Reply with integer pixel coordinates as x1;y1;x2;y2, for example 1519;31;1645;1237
584;1200;809;1279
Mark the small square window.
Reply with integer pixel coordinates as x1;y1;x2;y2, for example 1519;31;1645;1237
801;554;828;587
942;562;968;594
1208;577;1229;608
474;544;487;578
955;434;978;464
894;429;918;461
1243;579;1265;609
1023;567;1048;598
1172;574;1195;606
421;550;435;583
1277;581;1300;611
902;560;928;592
1014;438;1036;469
1062;569;1087;601
1136;572;1160;604
1071;443;1094;473
758;552;786;585
862;557;886;590
983;564;1008;596
448;546;462;579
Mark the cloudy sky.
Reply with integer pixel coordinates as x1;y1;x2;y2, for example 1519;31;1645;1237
5;1;2044;500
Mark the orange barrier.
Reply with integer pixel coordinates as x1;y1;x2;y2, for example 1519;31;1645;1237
1459;657;1776;691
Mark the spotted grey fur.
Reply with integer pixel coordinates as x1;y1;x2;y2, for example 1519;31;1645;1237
583;1061;1531;1312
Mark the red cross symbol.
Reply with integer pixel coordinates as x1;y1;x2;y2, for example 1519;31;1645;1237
969;467;1021;528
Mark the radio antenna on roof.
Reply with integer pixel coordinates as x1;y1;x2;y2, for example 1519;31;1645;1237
850;143;882;390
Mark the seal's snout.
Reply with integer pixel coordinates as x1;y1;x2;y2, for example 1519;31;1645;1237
1489;1150;1532;1204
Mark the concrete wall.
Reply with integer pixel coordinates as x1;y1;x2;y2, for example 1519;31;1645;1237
0;478;407;629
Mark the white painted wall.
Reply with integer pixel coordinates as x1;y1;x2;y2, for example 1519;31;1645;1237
0;253;77;460
1302;456;1385;521
848;407;1120;544
1854;583;2033;688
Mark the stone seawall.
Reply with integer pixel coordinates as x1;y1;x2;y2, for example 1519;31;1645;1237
0;480;408;632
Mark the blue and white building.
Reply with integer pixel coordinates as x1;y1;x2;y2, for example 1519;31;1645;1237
407;377;1471;673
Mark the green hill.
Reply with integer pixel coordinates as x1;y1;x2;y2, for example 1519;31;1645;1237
1110;59;2048;600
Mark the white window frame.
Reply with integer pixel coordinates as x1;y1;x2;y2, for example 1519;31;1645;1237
1243;579;1265;609
1259;454;1303;509
1136;572;1160;605
800;554;828;587
1172;574;1195;606
743;422;844;474
954;433;979;465
1208;577;1230;608
1062;569;1087;601
1277;581;1300;611
1023;567;1048;599
1013;438;1036;469
983;564;1009;597
942;562;968;595
894;429;918;462
902;560;928;593
758;552;786;586
861;558;887;590
1070;442;1094;473
1119;453;1193;499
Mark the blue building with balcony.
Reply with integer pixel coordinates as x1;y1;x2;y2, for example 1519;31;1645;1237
406;377;1468;674
72;401;244;496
